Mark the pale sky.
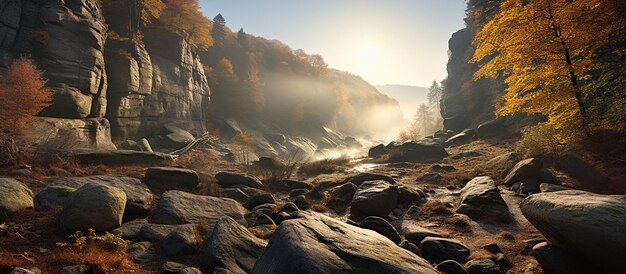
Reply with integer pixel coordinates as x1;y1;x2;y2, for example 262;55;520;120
199;1;467;87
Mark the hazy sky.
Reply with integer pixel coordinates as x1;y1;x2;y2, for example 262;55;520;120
199;1;467;87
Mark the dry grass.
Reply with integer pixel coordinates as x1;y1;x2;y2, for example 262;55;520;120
298;156;352;176
175;150;220;171
248;227;274;240
310;203;329;213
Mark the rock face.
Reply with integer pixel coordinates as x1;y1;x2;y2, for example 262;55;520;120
60;184;126;231
0;178;33;222
44;176;154;216
151;191;247;228
251;212;438;274
144;167;199;195
204;216;267;274
1;0;108;119
350;180;398;217
520;190;626;272
106;28;210;140
26;117;116;151
457;177;509;221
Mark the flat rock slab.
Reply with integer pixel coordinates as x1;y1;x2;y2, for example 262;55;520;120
215;172;263;189
44;175;154;216
150;190;247;229
251;211;438;274
521;190;626;272
73;150;173;166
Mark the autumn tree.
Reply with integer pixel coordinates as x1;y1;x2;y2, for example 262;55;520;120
0;57;51;140
102;0;165;39
231;131;257;165
212;14;227;46
160;0;213;49
472;0;626;136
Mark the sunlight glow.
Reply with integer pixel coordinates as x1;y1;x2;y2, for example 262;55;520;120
356;43;381;64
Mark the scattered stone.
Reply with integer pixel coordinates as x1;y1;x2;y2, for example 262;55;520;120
59;184;126;231
400;240;422;256
179;267;202;274
251;212;438;273
144;167;199;195
503;158;542;186
344;172;396;185
0;178;34;222
213;268;233;274
291;195;309;210
531;242;591;274
420;237;470;264
446;128;475;144
215;172;263;189
400;222;442;246
9;268;41;274
162;224;199;256
245;193;275;210
431;165;457;173
539;183;570;193
397;185;426;206
128;241;153;263
482;243;502;254
51;167;73;177
222;187;265;205
279;202;299;214
358;216;402;244
457;177;509;222
417;173;444;184
273;180;313;191
204;216;267;274
326;182;357;210
10;169;32;176
45;176;154;216
464;259;500;274
139;223;178;241
111;218;148;239
34;186;75;210
73;150;173;166
151;191;247;228
520;190;626;271
495;253;513;271
288;188;309;198
253;213;275;226
350;180;398;217
161;261;187;274
436;260;468;274
59;264;91;274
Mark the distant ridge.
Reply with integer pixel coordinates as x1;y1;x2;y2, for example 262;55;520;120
376;84;429;120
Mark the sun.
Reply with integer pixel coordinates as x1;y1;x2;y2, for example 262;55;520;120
356;43;380;63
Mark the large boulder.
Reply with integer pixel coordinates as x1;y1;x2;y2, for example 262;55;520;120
326;183;357;210
73;150;173;166
0;178;34;222
343;172;396;186
358;216;401;244
203;216;267;274
531;242;591;274
503;158;542;186
34;185;75;210
556;151;606;185
26;118;116;151
457;177;509;222
251;212;438;274
44;176;154;216
387;141;449;163
350;180;398;217
215;172;263;189
520;190;626;272
144;167;199;195
151;191;247;228
60;184;126;231
446;128;475;144
476;119;507;139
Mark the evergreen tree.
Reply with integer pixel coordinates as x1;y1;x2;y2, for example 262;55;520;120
212;14;227;45
237;28;249;48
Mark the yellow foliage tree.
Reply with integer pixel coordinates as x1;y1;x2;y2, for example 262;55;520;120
159;0;213;49
231;132;257;165
102;0;165;39
472;0;626;134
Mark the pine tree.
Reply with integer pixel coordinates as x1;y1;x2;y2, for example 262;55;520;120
212;14;227;46
237;28;249;48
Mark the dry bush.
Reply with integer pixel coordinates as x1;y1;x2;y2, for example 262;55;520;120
516;123;568;157
252;155;299;188
175;149;220;171
46;230;133;271
231;132;257;165
445;215;472;233
419;200;453;217
298;156;351;176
